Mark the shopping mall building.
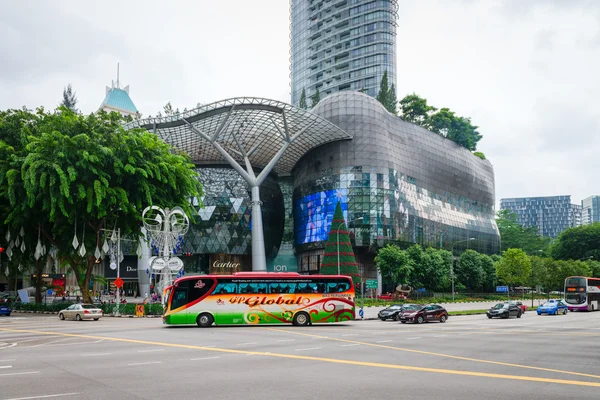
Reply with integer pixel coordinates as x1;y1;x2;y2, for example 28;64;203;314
125;91;500;289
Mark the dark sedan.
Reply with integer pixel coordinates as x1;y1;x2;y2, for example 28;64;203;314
487;302;522;319
378;304;419;321
397;304;449;324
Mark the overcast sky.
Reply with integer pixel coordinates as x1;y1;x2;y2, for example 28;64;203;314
0;1;598;206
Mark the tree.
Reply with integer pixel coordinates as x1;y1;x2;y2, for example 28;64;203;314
495;248;531;291
299;88;308;109
455;249;484;291
479;253;496;292
410;246;452;291
398;93;436;125
60;84;78;113
551;223;600;261
0;107;203;303
543;259;591;292
320;202;360;284
376;71;397;114
310;88;321;108
496;209;551;254
375;244;412;286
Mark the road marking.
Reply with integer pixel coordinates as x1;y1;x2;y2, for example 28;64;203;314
276;339;295;342
432;335;447;338
2;393;79;400
0;366;12;369
236;342;258;346
341;344;360;347
128;361;161;366
376;340;392;343
341;334;357;337
0;359;15;362
295;347;322;352
191;356;220;361
137;349;164;353
0;343;17;349
406;337;421;340
263;327;600;381
80;353;111;357
3;327;600;388
0;371;39;377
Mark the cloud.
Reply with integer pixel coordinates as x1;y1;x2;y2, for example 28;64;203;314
0;0;598;206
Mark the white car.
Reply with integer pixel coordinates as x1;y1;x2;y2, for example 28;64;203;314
59;304;103;321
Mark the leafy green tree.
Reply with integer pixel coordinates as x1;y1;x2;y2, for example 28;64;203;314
376;71;397;114
495;248;531;290
551;223;600;261
427;107;454;135
473;152;486;160
496;210;551;254
0;107;203;303
410;247;452;291
456;249;484;290
586;260;600;277
320;202;361;284
60;84;78;113
310;88;321;108
398;93;435;124
479;253;496;292
375;244;413;286
299;88;308;109
543;259;592;292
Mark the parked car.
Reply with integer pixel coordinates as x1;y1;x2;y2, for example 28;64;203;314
58;304;103;321
0;304;11;316
377;304;418;321
487;302;522;319
508;301;528;313
397;304;448;324
537;300;568;315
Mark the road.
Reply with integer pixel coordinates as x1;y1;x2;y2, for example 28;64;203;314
1;311;599;400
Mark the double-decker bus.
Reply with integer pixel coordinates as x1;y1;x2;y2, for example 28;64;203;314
564;276;600;311
162;272;355;327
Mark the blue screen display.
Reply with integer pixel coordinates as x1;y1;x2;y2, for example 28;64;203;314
294;189;348;245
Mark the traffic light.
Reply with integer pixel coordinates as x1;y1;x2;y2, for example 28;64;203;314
0;247;4;253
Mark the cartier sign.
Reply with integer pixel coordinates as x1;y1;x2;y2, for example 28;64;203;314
212;261;241;269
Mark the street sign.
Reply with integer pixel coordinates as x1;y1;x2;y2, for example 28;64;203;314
496;285;508;293
114;277;124;289
167;256;183;271
358;309;364;318
366;279;378;289
151;257;166;270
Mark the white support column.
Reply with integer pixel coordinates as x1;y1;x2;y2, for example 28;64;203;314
251;186;267;272
137;227;151;298
377;270;383;296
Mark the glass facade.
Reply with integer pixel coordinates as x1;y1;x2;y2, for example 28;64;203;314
581;195;600;225
292;91;500;273
290;0;398;105
500;195;581;238
181;166;284;274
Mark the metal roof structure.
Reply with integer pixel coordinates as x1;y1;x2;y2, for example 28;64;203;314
124;97;351;176
126;96;351;272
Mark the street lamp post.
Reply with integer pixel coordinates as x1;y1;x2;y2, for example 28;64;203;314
336;217;363;275
450;238;475;301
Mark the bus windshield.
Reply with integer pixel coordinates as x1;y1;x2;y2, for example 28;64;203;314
565;293;586;304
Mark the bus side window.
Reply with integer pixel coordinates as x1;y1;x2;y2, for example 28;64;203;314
286;283;297;293
336;280;350;292
171;288;188;309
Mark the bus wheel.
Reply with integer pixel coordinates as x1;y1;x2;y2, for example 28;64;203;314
292;312;310;326
196;313;214;328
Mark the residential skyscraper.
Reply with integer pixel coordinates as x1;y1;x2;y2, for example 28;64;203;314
289;0;398;106
500;196;581;239
581;195;600;225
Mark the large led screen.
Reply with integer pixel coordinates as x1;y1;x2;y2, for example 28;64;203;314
294;189;348;245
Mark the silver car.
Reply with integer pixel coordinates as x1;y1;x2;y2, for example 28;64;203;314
59;304;103;321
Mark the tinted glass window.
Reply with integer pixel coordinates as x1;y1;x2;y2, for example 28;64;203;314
171;288;188;309
182;278;215;302
81;304;97;309
214;281;238;294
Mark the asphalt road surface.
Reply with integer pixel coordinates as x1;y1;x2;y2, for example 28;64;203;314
1;310;599;400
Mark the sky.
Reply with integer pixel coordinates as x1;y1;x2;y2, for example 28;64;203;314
0;0;598;207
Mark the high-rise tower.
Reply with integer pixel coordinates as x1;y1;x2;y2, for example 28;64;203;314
290;0;398;106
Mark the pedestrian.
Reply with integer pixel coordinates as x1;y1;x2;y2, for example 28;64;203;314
76;295;80;303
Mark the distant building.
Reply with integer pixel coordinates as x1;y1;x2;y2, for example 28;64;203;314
289;0;398;105
500;195;581;238
581;195;600;225
98;65;139;118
